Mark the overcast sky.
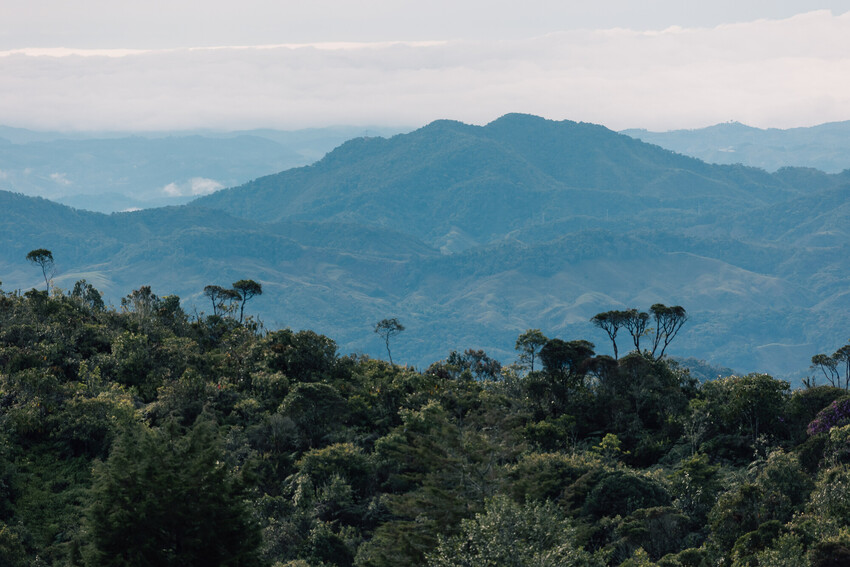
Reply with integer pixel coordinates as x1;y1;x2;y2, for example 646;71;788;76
2;1;850;131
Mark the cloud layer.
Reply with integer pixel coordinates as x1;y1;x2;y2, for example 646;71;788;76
2;10;849;131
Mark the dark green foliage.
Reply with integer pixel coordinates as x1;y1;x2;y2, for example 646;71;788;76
810;538;850;567
668;453;722;524
731;520;783;566
265;328;338;381
1;283;850;565
582;470;671;520
85;416;263;566
280;382;347;447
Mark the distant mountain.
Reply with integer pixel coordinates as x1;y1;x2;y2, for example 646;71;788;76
622;120;850;173
0;125;408;213
2;114;849;380
193;114;839;248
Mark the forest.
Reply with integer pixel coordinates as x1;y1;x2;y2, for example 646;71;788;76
1;275;849;567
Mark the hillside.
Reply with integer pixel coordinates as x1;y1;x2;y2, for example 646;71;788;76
2;114;849;377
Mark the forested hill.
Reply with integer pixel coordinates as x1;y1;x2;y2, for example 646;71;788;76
3;113;850;376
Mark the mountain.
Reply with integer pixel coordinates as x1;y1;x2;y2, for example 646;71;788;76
2;114;848;379
193;114;839;248
622;120;850;174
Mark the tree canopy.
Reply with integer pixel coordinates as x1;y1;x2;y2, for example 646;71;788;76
0;283;844;567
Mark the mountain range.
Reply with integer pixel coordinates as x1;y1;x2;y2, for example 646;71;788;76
2;113;849;380
623;120;850;173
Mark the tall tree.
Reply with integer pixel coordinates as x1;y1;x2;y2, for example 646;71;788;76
204;285;240;317
811;353;841;388
375;318;405;365
833;344;850;389
232;279;263;323
649;304;688;359
621;308;650;353
515;329;548;372
26;248;55;292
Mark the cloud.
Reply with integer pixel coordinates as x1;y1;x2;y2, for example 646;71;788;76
1;10;849;131
161;177;224;197
162;182;181;197
49;172;71;185
189;177;224;195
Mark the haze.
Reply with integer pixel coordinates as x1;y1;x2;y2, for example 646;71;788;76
2;1;850;131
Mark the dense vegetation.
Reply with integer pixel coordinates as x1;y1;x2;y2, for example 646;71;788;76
1;279;849;566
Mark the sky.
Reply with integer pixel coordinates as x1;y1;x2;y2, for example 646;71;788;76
2;1;850;132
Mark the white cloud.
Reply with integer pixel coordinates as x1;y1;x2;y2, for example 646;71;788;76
49;172;71;185
161;178;224;197
189;177;224;195
1;10;849;131
162;182;182;197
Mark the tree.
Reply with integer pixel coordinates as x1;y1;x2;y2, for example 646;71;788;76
71;279;105;311
375;318;404;365
84;416;262;566
649;304;687;359
427;495;599;567
539;338;595;379
621;309;650;353
515;329;548;372
232;279;262;323
204;285;241;317
833;345;850;389
26;248;55;292
591;311;626;360
812;353;841;389
811;344;850;390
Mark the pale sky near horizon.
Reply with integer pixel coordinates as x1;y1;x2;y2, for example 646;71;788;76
2;1;850;131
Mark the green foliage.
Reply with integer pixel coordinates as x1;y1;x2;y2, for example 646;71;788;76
515;329;548;372
265;329;339;382
0;283;847;565
668;453;721;523
582;469;671;520
507;451;601;505
426;495;601;567
85;415;263;566
700;373;790;458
